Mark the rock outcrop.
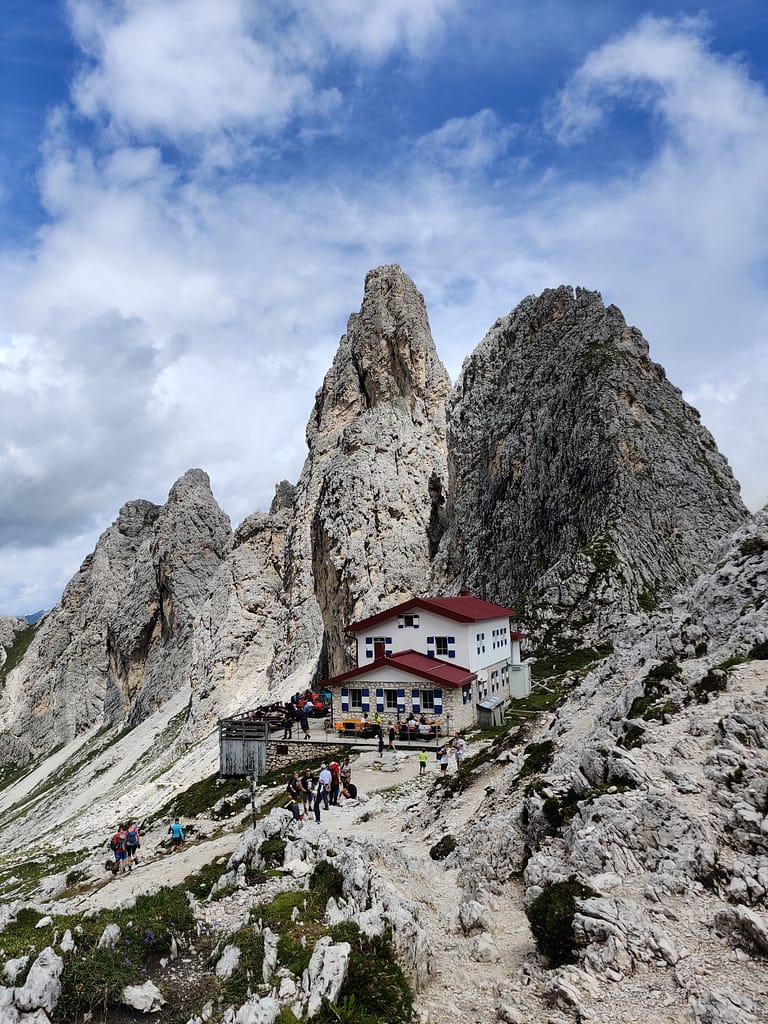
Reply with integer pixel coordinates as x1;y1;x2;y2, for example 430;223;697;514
435;286;748;641
444;502;768;1021
0;470;231;765
187;265;450;731
277;263;450;681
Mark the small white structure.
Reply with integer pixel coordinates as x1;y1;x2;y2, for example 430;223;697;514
323;592;529;733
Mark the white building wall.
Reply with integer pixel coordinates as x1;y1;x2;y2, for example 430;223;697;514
351;609;520;671
352;610;474;667
466;615;516;672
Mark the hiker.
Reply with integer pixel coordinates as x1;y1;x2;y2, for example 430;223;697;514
329;761;341;805
285;772;304;821
282;705;295;739
452;733;468;769
109;825;128;874
372;711;382;728
299;707;310;739
317;763;332;810
339;758;352;789
388;722;397;751
342;779;358;799
169;817;185;851
125;821;141;868
419;749;428;776
313;773;327;824
377;726;385;756
439;746;449;775
301;768;315;815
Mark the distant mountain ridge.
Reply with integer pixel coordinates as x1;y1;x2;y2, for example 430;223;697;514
0;266;751;766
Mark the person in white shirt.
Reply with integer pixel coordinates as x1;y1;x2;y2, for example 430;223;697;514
452;734;468;769
314;764;332;821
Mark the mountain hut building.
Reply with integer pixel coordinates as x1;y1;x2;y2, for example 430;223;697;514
321;593;529;735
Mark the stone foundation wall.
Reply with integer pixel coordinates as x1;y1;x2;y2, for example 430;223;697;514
264;739;348;775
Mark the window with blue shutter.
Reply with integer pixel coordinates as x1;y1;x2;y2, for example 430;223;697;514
341;687;349;711
376;688;384;711
397;688;405;712
361;688;370;711
411;689;420;711
433;689;443;714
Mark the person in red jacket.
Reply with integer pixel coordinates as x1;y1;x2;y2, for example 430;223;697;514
329;761;341;805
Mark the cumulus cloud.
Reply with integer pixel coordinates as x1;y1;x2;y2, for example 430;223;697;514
67;0;457;142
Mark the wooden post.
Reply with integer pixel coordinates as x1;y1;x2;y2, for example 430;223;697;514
250;768;258;830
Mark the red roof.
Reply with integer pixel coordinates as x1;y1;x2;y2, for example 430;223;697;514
346;592;518;633
322;649;477;689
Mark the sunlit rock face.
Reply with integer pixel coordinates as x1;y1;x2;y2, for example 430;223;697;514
0;469;231;764
435;285;748;641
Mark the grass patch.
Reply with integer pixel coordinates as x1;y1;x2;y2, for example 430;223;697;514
182;856;231;901
276;933;312;976
526;878;596;967
0;849;87;899
316;923;413;1024
0;762;31;795
219;925;265;1007
692;670;728;703
739;537;768;559
310;860;344;900
626;661;682;723
157;772;250;819
252;888;328;975
531;643;613;682
259;839;287;869
0;624;36;684
0;882;195;1022
518;740;555;779
506;687;567;726
255;749;348;789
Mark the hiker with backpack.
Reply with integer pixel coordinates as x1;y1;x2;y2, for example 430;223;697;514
168;817;185;851
109;825;128;874
125;821;140;868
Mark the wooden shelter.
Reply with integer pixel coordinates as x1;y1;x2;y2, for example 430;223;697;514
218;714;268;778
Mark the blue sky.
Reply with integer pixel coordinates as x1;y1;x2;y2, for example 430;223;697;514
1;1;768;615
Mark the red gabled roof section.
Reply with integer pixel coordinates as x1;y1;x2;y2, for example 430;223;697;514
322;649;477;689
345;592;519;633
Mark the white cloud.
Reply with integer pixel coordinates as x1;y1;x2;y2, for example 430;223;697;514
70;0;319;138
417;110;517;171
67;0;457;143
292;0;459;58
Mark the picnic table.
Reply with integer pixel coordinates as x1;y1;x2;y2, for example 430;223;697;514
333;716;443;740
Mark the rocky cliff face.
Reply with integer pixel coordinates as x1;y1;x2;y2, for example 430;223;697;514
277;263;451;680
435;286;748;642
0;470;231;765
186;265;451;735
